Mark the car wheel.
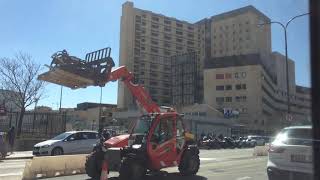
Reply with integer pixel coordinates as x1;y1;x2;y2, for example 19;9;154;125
51;147;63;156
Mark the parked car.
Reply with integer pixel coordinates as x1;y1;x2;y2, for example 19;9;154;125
0;132;8;159
33;131;99;156
246;135;265;147
267;126;313;180
201;137;222;149
233;137;246;148
220;137;236;149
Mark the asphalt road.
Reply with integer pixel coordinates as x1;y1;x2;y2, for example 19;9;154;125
0;159;31;180
43;148;268;180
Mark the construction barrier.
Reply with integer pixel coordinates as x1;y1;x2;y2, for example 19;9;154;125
22;154;87;180
253;144;269;156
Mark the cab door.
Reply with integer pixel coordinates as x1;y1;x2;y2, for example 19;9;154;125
147;114;177;170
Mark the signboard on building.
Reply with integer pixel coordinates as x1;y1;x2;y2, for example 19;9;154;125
223;108;239;118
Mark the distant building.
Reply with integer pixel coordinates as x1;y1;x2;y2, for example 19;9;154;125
34;106;52;112
66;102;117;131
76;102;116;111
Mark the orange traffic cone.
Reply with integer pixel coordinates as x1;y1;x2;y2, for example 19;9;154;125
100;160;108;180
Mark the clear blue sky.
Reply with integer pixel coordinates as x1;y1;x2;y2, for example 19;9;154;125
0;0;309;109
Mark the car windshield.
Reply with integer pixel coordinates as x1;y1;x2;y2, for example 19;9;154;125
274;128;312;146
51;132;73;140
132;116;153;134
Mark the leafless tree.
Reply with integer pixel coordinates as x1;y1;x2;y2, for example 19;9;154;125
0;52;45;136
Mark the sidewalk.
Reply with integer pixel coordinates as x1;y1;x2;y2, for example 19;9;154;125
5;151;33;160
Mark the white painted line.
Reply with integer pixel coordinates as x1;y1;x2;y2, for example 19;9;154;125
0;172;22;177
0;164;26;169
200;157;217;161
236;176;252;180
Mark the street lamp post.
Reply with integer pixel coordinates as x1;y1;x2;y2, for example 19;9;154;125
258;13;309;122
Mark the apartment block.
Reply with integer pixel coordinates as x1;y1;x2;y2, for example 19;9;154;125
118;2;200;109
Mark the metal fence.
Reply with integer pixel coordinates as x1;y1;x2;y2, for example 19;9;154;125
0;111;66;138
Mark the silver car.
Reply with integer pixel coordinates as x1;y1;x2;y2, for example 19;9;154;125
33;131;98;156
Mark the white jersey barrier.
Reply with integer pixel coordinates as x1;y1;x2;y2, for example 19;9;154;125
22;154;87;179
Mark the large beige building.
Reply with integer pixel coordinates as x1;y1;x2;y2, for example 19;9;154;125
118;1;200;109
118;2;311;134
203;53;311;133
118;2;273;110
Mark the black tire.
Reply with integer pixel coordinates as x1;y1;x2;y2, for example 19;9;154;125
179;150;200;176
119;157;146;180
51;147;63;156
85;150;104;179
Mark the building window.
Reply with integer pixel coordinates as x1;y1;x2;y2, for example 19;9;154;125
150;81;158;86
152;24;159;29
176;46;183;50
216;74;224;79
225;85;232;90
235;96;247;102
188;33;194;38
164;26;171;32
164;50;171;56
164;34;171;40
225;73;232;79
216;85;224;91
176;30;183;35
163;41;171;48
236;84;246;90
152;16;159;22
187;41;194;45
164;19;171;24
151;32;159;37
151;39;158;45
216;97;224;103
241;72;247;78
151;47;158;53
225;97;232;102
176;38;183;43
176;22;183;28
234;73;239;78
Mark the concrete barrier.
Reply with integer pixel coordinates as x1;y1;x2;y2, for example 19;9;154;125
253;144;269;156
22;154;87;180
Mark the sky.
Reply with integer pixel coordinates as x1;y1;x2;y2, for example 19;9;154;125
0;0;310;109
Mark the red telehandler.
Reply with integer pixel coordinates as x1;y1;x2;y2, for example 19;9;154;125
38;48;200;180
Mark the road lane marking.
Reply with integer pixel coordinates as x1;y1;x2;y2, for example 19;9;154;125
236;176;252;180
0;172;22;177
200;158;217;161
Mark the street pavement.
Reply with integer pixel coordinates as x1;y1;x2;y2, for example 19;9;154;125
42;148;268;180
0;159;31;180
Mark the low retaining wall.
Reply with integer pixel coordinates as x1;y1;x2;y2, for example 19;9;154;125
22;154;87;179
